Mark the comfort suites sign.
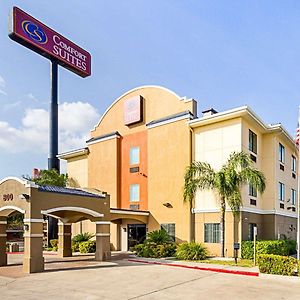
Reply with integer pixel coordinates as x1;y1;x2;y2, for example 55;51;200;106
8;7;91;77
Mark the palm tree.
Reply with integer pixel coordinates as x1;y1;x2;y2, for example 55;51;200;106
183;151;266;257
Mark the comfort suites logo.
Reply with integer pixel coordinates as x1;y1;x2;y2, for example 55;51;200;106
21;20;48;44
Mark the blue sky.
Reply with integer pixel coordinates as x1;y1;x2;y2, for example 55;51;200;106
0;1;300;178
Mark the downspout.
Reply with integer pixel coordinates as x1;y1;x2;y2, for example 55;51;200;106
189;125;195;242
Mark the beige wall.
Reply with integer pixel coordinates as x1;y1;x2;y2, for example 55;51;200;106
147;118;192;243
193;118;242;210
88;138;120;208
67;155;88;188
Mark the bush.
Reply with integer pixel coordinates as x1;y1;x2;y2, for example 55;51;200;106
50;239;58;251
72;232;94;253
133;243;177;258
72;233;94;243
258;254;298;276
146;229;172;244
241;240;295;259
176;242;207;261
79;240;96;253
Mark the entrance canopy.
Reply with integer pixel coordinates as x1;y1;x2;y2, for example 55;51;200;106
0;177;109;221
0;177;111;273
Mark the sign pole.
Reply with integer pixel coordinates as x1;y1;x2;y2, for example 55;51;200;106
253;226;257;266
48;59;59;172
47;60;59;244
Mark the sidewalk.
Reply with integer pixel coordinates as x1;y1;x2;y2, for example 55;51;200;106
128;256;260;277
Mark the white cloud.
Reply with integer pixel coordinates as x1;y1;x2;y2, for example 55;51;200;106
0;101;99;154
0;75;7;96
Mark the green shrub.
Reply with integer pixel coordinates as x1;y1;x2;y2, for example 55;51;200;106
133;242;176;258
241;240;295;259
79;240;96;253
176;242;207;261
146;229;172;244
50;239;58;251
72;232;94;243
72;232;94;253
258;254;298;276
72;241;80;252
285;240;297;255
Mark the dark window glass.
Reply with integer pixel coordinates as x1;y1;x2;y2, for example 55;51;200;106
249;184;257;197
279;143;285;163
292;155;296;172
278;182;285;201
249;130;257;154
248;223;257;241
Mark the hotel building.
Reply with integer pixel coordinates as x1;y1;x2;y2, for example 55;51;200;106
58;86;298;256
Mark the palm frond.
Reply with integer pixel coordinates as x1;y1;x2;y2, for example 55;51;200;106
183;161;215;204
226;189;242;215
239;167;266;193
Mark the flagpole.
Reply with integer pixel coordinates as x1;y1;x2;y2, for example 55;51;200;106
297;106;300;260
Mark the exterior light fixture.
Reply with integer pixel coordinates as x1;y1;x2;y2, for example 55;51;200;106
163;203;173;208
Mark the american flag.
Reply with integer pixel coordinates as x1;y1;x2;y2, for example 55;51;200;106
296;107;300;145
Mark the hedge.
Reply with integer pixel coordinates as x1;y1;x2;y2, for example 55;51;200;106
258;254;299;276
176;242;207;261
79;240;96;253
133;243;176;258
241;240;296;259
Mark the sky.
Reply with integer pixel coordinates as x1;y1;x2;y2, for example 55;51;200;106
0;0;300;178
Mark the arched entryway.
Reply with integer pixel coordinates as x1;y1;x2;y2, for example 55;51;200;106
110;208;149;251
0;177;111;273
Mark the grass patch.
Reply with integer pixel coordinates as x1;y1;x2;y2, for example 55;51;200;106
198;259;254;267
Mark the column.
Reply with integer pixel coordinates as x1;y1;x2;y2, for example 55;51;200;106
95;221;111;261
0;217;7;267
58;222;72;257
23;218;44;273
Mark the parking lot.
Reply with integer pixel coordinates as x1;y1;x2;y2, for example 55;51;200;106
0;252;299;300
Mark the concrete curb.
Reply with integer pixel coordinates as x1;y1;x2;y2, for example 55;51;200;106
128;258;259;277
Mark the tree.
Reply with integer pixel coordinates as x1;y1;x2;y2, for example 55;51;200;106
25;169;68;187
23;169;68;245
183;151;266;257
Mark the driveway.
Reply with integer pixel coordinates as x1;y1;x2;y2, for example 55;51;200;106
0;252;299;300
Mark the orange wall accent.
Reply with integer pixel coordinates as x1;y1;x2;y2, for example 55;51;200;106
120;131;148;210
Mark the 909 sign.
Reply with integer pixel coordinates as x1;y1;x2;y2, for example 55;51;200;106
3;194;13;201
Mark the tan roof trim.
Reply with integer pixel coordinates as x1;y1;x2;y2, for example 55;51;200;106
57;147;89;160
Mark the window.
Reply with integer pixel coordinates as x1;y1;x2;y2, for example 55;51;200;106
161;223;175;241
130;147;140;165
248;223;257;241
204;223;220;243
249;130;257;154
292;155;296;173
291;189;296;206
278;182;285;202
279;143;285;163
249;184;257;198
130;184;140;202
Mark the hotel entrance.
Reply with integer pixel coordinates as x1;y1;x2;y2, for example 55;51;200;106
128;224;146;250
